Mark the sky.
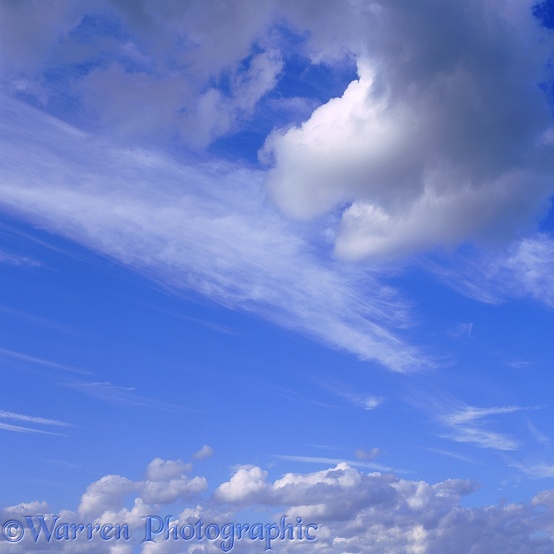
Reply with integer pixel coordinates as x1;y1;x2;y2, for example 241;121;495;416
0;0;554;552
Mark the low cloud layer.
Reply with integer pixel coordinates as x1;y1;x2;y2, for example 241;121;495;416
2;458;554;553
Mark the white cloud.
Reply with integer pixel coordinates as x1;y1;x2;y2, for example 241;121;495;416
262;0;554;259
0;347;90;376
213;466;269;504
145;458;192;481
78;475;139;519
355;447;380;461
192;445;214;461
347;393;384;410
425;233;554;311
438;404;526;451
140;476;207;506
0;250;41;266
0;410;69;427
141;458;207;505
0;422;66;437
2;459;554;553
514;462;554;479
273;454;394;472
0;410;70;437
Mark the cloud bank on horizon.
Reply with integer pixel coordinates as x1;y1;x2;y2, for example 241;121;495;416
2;455;554;553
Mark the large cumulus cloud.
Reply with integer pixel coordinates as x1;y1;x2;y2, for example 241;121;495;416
263;0;554;259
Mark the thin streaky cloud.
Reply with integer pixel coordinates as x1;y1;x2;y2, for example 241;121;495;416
424;447;480;465
272;454;402;473
423;234;554;312
0;422;67;437
440;427;520;451
316;377;385;410
62;380;204;413
0;346;91;376
437;404;530;451
157;308;240;336
442;405;525;426
511;462;554;479
247;380;342;411
0;305;79;335
527;420;551;445
0;410;70;427
415;394;528;451
0;249;41;267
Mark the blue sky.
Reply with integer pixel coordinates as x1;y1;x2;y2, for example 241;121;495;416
1;1;554;552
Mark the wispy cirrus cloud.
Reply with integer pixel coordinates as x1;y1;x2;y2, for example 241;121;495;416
512;462;554;479
272;454;397;473
62;380;199;413
438;404;526;451
0;249;41;267
0;95;433;373
0;409;70;436
0;346;90;376
424;234;554;311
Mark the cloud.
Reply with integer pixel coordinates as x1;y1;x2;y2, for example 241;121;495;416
0;409;70;436
425;233;554;311
513;462;554;479
1;0;279;148
2;459;554;553
141;458;207;505
0;347;90;376
0;410;69;427
145;458;193;481
62;380;190;412
437;403;526;451
262;0;554;259
355;447;380;461
0;422;66;437
78;475;139;520
344;393;384;410
213;466;269;505
192;445;214;461
0;95;432;373
2;1;553;263
78;457;208;520
272;454;394;472
0;250;41;266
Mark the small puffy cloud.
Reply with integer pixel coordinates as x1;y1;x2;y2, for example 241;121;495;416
192;445;214;461
78;475;139;519
355;447;380;461
141;458;207;504
140;476;207;505
145;458;192;481
213;466;269;504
